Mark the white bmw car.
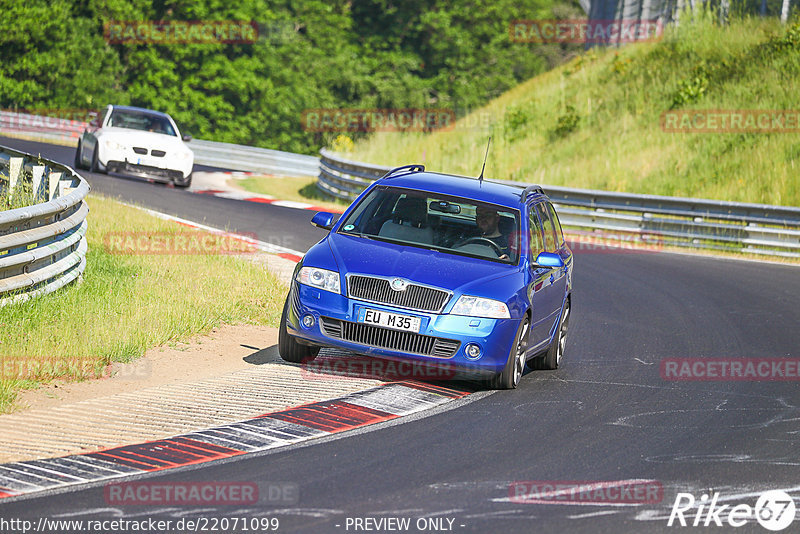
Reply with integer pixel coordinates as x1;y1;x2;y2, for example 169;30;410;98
74;105;194;187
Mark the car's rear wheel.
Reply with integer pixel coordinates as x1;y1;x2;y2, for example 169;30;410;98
489;316;529;389
534;300;569;371
278;295;319;364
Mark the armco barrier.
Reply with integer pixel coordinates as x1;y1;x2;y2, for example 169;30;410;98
0;109;319;178
0;145;90;305
317;148;800;258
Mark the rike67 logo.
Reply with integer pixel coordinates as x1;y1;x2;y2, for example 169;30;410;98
668;490;796;531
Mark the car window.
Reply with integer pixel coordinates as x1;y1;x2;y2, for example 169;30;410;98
536;202;558;252
528;206;545;259
107;109;177;136
547;201;564;247
338;186;520;264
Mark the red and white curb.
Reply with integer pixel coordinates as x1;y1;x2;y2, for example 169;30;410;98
193;189;344;214
0;381;471;501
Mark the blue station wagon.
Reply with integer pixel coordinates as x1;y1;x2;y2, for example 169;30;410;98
279;165;573;389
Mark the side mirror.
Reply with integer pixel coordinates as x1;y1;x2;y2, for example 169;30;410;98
182;134;192;142
533;252;564;269
311;211;338;231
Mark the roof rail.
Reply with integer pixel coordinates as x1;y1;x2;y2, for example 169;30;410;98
520;184;545;198
382;164;425;179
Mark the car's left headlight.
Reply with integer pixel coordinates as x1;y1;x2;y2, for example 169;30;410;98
103;139;125;151
450;295;510;319
296;267;341;293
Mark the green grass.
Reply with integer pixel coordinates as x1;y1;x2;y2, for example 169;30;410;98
236;175;351;212
0;194;287;412
1;172;36;211
343;14;800;206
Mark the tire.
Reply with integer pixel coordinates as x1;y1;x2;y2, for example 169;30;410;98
278;295;319;364
534;299;570;371
90;146;103;174
74;143;85;170
488;316;529;389
173;172;192;188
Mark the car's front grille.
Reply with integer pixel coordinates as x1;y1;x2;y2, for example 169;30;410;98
347;275;450;312
151;150;166;157
320;317;460;358
133;147;147;155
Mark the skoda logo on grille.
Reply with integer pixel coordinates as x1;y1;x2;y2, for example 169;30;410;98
389;278;408;292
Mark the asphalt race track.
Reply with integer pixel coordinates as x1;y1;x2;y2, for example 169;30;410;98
2;136;799;533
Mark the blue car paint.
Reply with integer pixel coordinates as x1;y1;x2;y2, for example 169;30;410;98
285;170;573;380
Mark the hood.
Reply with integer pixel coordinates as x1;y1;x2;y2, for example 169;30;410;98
326;233;518;295
98;128;191;152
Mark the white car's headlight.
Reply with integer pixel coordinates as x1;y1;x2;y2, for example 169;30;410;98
296;267;341;293
103;139;125;151
177;151;192;159
450;295;510;319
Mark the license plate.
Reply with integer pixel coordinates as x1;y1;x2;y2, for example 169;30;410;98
357;308;421;333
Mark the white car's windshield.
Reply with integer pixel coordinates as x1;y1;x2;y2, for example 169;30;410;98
107;109;177;136
338;186;520;264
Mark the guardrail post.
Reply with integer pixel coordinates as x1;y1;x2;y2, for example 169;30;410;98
48;171;62;201
7;157;22;196
31;165;45;202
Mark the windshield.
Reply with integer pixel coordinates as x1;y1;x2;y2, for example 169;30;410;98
338;186;520;264
107;109;177;136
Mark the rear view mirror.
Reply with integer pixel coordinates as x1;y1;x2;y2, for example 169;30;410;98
429;200;461;214
182;134;192;142
534;252;564;269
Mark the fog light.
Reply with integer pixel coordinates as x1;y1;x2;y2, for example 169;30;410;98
465;343;482;360
302;315;315;328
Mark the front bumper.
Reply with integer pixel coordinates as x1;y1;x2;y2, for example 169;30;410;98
286;282;521;379
106;160;186;182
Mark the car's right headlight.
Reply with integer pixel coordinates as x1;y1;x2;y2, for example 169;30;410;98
103;138;125;151
296;267;341;293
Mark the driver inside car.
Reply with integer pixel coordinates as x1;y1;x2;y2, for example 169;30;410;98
475;206;510;260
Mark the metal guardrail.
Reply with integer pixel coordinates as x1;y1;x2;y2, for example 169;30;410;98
0;110;320;178
189;139;319;177
0;145;90;305
318;148;800;258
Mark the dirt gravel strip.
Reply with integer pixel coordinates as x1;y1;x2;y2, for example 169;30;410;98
0;381;471;501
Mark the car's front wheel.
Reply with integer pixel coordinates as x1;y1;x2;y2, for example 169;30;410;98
489;316;529;389
90;146;103;174
74;143;85;170
173;172;192;188
278;296;320;364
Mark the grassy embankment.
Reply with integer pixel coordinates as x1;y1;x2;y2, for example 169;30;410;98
0;195;286;412
343;14;800;207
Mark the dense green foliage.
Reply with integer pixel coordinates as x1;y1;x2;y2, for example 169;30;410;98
0;0;580;154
